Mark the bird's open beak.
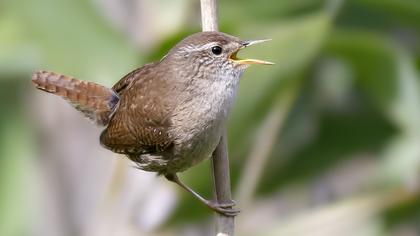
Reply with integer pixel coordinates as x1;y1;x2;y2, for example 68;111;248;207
229;39;274;65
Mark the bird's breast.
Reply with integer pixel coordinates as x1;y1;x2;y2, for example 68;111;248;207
168;75;240;172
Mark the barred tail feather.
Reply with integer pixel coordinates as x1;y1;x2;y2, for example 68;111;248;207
32;70;119;126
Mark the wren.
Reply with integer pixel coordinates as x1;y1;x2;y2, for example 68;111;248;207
32;31;273;216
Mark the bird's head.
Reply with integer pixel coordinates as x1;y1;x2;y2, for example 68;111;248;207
164;31;273;79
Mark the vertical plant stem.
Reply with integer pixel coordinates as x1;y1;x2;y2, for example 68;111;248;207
200;0;235;235
200;0;219;32
212;133;234;236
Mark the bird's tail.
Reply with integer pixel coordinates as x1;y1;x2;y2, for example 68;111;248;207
32;70;119;126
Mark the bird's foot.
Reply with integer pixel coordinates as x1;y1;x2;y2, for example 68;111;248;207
165;174;240;217
205;200;240;217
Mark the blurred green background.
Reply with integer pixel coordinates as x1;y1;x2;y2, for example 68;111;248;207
1;0;420;235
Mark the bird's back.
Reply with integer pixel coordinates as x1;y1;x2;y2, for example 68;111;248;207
100;63;180;161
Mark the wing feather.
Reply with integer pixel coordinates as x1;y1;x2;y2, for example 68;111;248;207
100;63;177;155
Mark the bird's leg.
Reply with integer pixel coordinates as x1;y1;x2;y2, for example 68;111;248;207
165;174;239;216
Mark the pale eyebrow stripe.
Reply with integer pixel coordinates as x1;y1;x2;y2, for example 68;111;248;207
180;42;218;52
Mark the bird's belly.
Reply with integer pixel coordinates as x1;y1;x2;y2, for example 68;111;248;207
168;114;225;173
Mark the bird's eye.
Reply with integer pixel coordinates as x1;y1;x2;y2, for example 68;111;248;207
211;46;222;55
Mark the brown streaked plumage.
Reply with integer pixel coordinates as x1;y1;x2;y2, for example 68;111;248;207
100;62;175;158
32;31;273;216
32;70;119;125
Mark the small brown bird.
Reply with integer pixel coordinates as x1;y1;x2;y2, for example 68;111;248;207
32;31;272;216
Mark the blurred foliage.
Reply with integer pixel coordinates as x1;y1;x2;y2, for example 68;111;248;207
1;0;420;235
